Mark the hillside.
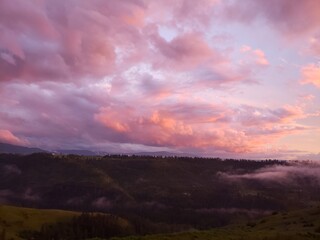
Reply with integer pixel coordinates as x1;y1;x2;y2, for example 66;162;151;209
0;153;319;234
1;205;320;240
0;205;133;240
0;143;46;155
109;207;320;240
0;205;78;240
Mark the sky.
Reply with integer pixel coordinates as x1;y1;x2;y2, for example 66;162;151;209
0;0;319;160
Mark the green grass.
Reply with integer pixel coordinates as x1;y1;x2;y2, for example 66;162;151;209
1;205;320;240
0;205;79;240
0;204;134;240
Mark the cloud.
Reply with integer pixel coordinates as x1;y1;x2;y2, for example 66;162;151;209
92;197;113;210
0;71;312;155
0;0;318;158
220;0;320;37
191;65;254;88
23;187;40;202
0;81;117;149
219;163;320;184
240;46;269;66
0;0;222;84
308;34;320;55
94;102;309;154
147;0;218;29
301;64;320;88
0;0;147;83
235;105;305;127
295;153;320;161
150;31;223;71
190;45;270;89
0;129;27;145
0;48;25;81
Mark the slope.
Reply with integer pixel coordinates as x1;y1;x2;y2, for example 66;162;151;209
0;205;78;240
0;143;46;155
110;206;320;240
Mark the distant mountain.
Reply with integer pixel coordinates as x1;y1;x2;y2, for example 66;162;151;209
55;149;98;156
132;151;195;157
0;142;47;154
0;143;193;157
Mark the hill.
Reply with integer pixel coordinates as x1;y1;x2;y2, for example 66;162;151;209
0;143;46;155
109;207;320;240
0;153;319;233
0;205;78;240
0;205;133;240
1;205;320;240
54;149;98;156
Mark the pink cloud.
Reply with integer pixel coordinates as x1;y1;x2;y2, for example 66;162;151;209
308;34;320;55
150;31;222;71
189;45;270;89
0;82;117;149
0;0;222;83
0;0;148;83
93;102;309;154
240;46;269;66
147;0;218;29
0;0;57;39
0;49;24;81
0;0;318;159
301;64;320;88
220;0;320;37
94;106;195;147
0;77;313;155
253;50;269;66
95;104;236;151
171;0;218;27
0;0;255;87
0;129;26;145
94;106;133;134
232;105;309;148
236;105;305;127
299;94;315;101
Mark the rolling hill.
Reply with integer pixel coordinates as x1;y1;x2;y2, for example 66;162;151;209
109;207;320;240
0;205;78;240
0;143;46;155
0;153;319;238
2;204;319;240
0;204;133;240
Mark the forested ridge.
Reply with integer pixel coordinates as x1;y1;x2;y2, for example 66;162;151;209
0;153;319;239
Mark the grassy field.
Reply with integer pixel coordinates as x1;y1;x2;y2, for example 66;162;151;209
0;204;135;240
1;205;320;240
0;204;79;240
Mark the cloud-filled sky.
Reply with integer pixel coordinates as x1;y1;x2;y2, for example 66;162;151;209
0;0;319;159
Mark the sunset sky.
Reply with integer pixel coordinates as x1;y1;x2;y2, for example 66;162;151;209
0;0;319;159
